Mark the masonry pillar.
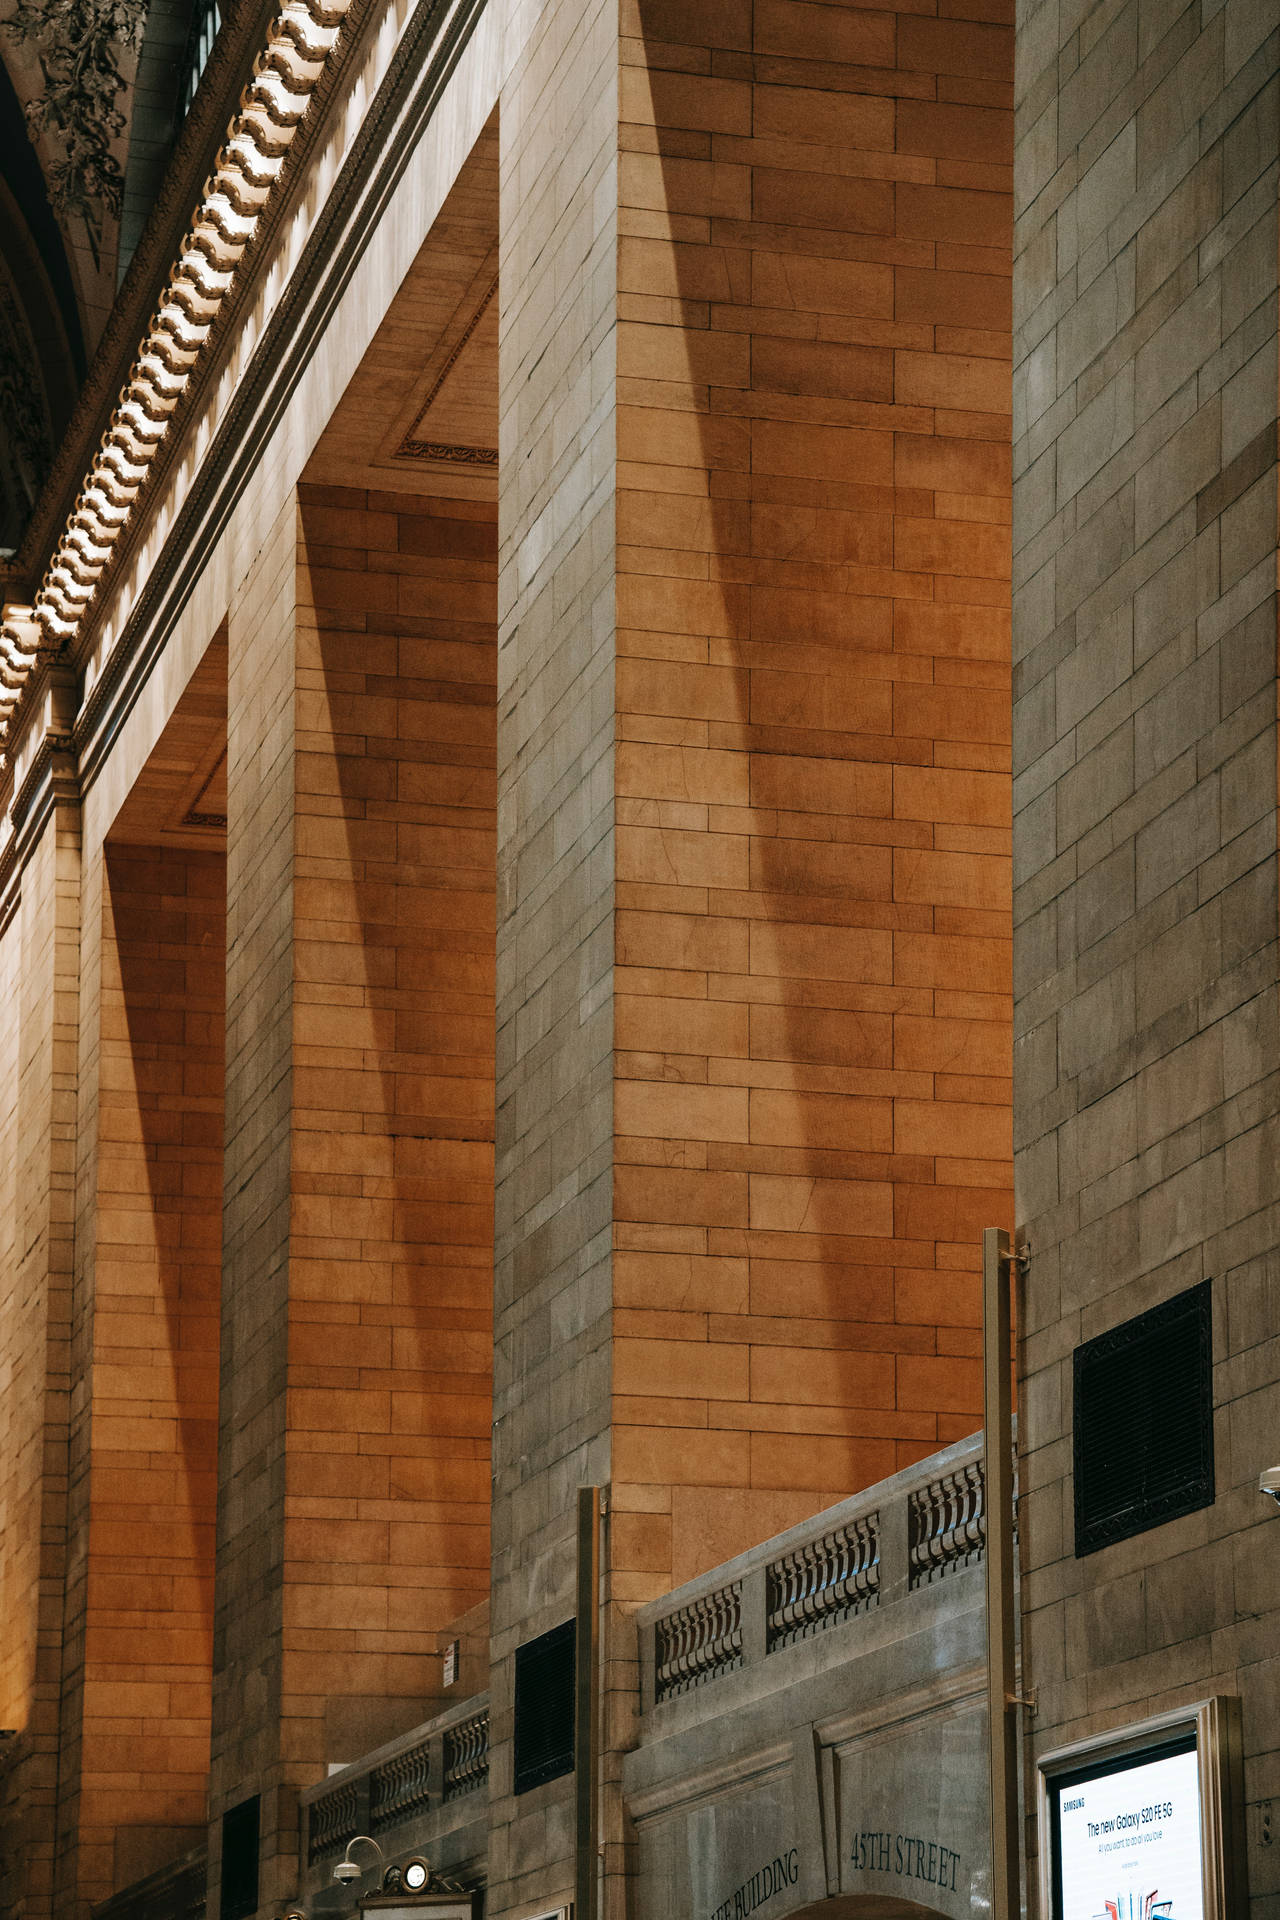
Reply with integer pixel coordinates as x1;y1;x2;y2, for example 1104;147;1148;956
214;486;497;1911
492;0;620;1905
46;833;226;1918
0;746;81;1920
1012;0;1279;1903
492;1;1015;1914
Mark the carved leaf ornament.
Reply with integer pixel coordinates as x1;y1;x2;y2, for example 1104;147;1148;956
0;0;355;741
0;285;53;546
4;0;148;253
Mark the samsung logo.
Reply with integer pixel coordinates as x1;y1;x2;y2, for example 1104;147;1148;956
1062;1797;1085;1812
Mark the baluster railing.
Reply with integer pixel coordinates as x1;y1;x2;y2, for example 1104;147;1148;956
370;1737;431;1830
443;1707;489;1800
766;1510;879;1651
908;1459;986;1586
307;1776;362;1863
654;1581;743;1701
642;1431;1011;1713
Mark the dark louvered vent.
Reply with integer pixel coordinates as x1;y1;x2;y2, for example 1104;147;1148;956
1073;1279;1214;1557
219;1795;259;1920
513;1618;575;1794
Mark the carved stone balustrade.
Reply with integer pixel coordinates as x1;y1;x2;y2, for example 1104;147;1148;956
298;1693;489;1905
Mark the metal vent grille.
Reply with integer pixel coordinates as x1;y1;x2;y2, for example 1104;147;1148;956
513;1619;575;1794
1073;1279;1214;1557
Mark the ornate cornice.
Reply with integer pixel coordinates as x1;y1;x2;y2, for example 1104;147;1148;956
0;0;356;740
0;0;279;594
67;0;482;796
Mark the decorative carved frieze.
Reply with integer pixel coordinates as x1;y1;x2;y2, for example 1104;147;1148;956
2;0;148;251
0;284;53;550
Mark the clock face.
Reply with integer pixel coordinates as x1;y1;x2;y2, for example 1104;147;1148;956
402;1860;429;1892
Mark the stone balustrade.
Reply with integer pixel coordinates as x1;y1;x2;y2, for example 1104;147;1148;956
637;1430;1006;1715
298;1695;490;1900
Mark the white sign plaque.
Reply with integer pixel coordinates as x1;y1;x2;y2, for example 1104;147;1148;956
1051;1738;1203;1920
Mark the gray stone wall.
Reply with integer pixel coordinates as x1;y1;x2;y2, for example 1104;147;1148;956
8;799;82;1920
1012;0;1279;1905
214;497;299;1908
491;0;619;1910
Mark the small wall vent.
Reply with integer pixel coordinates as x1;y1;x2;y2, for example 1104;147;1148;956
1073;1278;1214;1557
513;1618;575;1794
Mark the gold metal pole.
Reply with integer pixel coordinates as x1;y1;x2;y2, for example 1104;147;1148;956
575;1486;602;1920
984;1227;1020;1920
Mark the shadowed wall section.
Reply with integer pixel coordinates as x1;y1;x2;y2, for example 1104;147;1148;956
60;845;226;1901
214;483;496;1909
289;483;496;1757
611;0;1016;1594
0;802;81;1920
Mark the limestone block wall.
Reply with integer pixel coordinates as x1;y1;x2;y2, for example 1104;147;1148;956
53;846;226;1908
1012;0;1279;1902
214;488;496;1910
289;482;496;1740
612;0;1017;1597
0;800;81;1920
489;4;1019;1915
0;887;25;1745
491;0;619;1909
217;493;301;1873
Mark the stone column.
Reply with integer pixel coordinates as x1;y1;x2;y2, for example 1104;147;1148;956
0;742;81;1920
1012;0;1280;1899
491;0;620;1906
53;839;224;1915
611;0;1016;1594
215;486;498;1911
492;1;1016;1913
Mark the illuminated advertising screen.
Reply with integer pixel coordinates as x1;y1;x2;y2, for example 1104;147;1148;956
1048;1733;1203;1920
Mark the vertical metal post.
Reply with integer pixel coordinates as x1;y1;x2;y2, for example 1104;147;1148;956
575;1486;601;1920
984;1226;1020;1920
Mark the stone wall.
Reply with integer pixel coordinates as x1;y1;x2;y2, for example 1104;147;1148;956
612;0;1016;1595
214;487;497;1911
0;798;81;1920
216;492;302;1888
490;4;1018;1913
58;844;226;1903
1012;0;1279;1903
490;0;620;1909
10;1;1279;1914
290;482;496;1753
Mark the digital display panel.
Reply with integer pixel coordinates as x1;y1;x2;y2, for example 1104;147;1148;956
1049;1734;1203;1920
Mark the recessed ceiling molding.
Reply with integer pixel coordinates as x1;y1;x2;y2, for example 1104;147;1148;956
394;270;497;467
0;0;356;749
398;442;497;465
